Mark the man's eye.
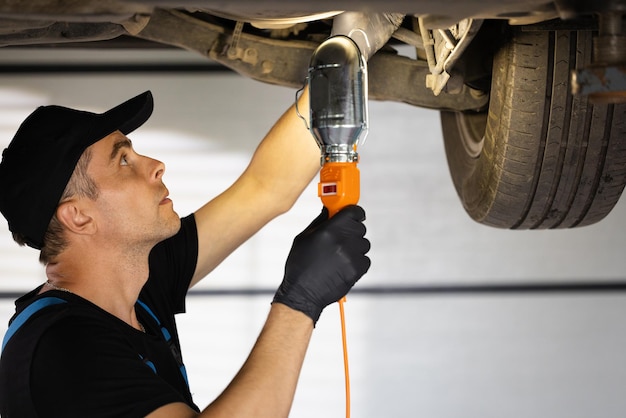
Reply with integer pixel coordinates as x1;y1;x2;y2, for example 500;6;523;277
120;155;129;166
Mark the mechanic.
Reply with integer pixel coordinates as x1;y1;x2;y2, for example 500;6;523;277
0;90;370;417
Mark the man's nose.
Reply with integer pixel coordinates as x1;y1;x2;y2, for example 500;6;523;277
149;157;165;180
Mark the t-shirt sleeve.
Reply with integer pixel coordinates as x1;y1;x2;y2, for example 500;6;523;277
144;214;199;315
31;317;187;418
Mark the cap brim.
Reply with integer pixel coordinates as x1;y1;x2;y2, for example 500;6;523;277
100;90;154;137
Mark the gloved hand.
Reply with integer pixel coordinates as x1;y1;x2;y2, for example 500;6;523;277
273;205;371;324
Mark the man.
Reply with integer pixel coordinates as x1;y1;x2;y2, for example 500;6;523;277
0;90;370;417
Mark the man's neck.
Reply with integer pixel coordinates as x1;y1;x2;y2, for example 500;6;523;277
44;242;152;327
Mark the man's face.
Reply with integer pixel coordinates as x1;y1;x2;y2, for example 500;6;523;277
82;130;181;249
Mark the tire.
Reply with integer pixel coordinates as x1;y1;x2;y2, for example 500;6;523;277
441;27;626;229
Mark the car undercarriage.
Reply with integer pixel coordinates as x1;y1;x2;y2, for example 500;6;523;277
1;0;625;229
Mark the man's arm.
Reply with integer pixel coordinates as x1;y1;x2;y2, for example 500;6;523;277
190;89;320;287
148;304;313;418
148;206;371;418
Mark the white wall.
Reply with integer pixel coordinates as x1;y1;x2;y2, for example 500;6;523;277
1;48;625;417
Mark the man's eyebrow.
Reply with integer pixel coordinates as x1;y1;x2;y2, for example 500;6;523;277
110;138;132;162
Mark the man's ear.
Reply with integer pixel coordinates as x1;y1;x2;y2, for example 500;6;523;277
55;201;95;236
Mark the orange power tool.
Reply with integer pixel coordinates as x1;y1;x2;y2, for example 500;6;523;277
306;35;368;418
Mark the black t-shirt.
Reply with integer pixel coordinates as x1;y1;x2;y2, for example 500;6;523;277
0;215;200;417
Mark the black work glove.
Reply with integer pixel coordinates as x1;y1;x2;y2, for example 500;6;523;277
273;205;371;325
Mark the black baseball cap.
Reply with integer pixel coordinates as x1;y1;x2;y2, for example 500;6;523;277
0;91;154;250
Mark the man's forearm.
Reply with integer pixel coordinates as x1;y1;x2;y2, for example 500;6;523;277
190;88;320;285
146;304;314;418
244;87;321;214
203;303;314;417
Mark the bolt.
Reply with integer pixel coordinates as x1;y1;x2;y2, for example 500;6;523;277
261;60;274;74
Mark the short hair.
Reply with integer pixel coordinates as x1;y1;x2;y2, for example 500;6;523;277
12;148;99;264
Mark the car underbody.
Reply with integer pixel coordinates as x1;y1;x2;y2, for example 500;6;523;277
1;1;625;229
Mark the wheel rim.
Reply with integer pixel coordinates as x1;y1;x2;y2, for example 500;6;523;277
455;111;487;159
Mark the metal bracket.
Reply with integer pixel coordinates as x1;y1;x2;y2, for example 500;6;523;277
571;11;626;103
136;9;488;112
418;18;483;96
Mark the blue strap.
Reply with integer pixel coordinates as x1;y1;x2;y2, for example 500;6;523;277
1;297;68;352
139;354;157;374
136;299;160;326
1;297;189;388
136;299;189;387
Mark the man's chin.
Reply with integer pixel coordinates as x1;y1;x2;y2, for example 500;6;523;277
166;215;182;239
155;215;182;246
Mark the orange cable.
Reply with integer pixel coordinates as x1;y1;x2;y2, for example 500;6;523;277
338;297;350;418
319;161;358;418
